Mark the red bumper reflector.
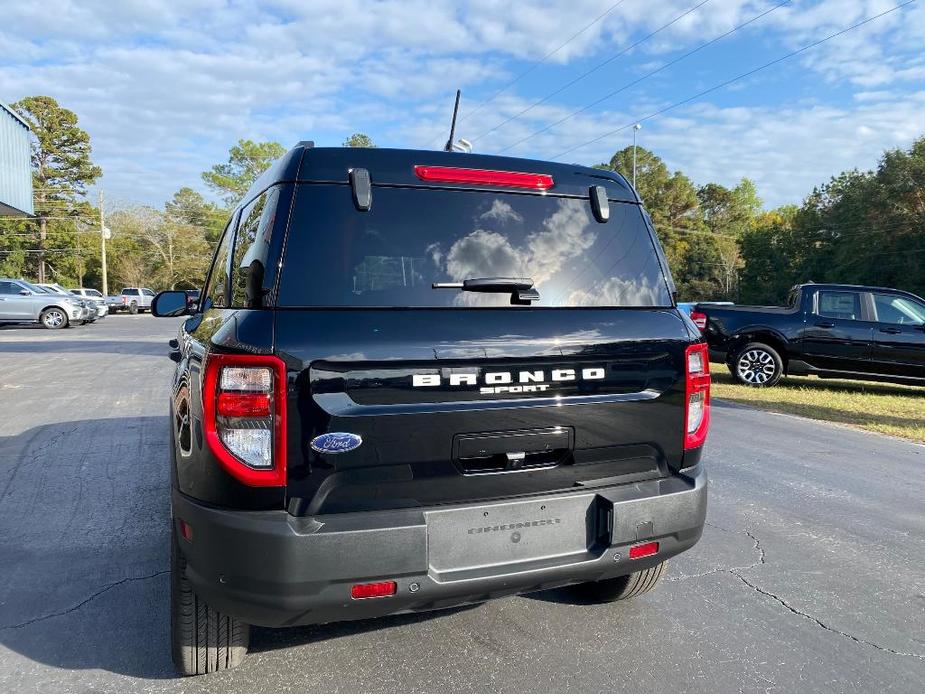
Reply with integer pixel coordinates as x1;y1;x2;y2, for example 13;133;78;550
351;581;398;600
629;541;659;559
413;165;554;190
217;392;271;418
178;519;193;542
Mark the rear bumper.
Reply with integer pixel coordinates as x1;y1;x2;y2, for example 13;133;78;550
172;464;707;628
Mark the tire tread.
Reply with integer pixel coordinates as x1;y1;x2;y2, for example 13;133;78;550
171;529;249;676
568;561;668;603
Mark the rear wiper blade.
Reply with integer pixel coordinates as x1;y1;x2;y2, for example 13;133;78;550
432;277;539;305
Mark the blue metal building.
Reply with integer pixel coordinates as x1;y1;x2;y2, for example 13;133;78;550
0;101;34;217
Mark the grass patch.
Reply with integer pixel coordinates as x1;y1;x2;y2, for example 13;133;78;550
710;365;925;443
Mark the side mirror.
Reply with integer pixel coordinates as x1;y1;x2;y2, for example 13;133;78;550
19;289;30;296
152;290;190;317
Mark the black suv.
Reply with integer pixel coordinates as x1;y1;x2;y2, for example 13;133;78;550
153;144;710;675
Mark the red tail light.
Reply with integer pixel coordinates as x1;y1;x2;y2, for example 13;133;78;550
202;353;287;487
690;310;707;330
217;392;271;418
684;343;711;450
351;581;397;599
413;165;554;190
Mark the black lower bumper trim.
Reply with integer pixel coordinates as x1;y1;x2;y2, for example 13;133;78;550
172;465;707;627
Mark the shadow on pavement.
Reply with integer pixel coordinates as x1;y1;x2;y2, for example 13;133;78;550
250;604;480;654
0;339;168;357
0;416;175;680
0;415;476;681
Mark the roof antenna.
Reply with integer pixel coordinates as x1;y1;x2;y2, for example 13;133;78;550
443;90;461;152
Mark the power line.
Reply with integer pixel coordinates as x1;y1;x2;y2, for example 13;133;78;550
426;0;630;147
549;1;916;160
662;225;738;240
470;0;712;144
495;0;791;154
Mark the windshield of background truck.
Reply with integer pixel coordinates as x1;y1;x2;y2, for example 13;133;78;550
277;185;672;308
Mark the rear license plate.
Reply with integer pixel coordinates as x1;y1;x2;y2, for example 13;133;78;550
425;494;595;577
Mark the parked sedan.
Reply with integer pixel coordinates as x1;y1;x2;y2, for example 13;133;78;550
0;278;85;329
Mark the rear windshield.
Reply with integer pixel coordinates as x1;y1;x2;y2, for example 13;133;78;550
277;184;672;308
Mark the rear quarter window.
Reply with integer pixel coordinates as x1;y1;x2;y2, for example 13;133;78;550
277;185;671;308
231;186;281;308
818;291;861;320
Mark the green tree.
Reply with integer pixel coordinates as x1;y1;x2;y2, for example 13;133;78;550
598;146;701;276
166;187;226;243
698;179;761;236
342;132;376;148
601;147;700;229
107;204;212;290
7;96;102;283
738;206;800;304
202;139;285;207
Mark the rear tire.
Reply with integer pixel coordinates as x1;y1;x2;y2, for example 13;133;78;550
129;301;139;314
568;561;667;603
729;342;784;387
40;308;68;330
171;525;249;676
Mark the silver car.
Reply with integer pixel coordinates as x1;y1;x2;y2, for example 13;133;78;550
0;278;86;329
35;283;95;323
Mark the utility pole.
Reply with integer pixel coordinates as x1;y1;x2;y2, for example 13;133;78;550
76;220;83;289
99;190;108;296
37;185;47;283
632;123;642;190
37;217;47;283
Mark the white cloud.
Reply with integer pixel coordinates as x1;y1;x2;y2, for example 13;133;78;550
0;0;922;210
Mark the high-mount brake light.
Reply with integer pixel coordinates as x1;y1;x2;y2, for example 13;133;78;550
684;343;711;450
413;165;554;190
690;310;707;331
202;353;287;487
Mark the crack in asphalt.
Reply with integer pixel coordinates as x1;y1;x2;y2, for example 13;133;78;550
0;423;82;503
0;570;168;631
668;525;766;582
672;526;924;661
728;570;925;661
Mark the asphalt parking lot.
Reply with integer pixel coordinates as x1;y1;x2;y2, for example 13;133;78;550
0;317;923;693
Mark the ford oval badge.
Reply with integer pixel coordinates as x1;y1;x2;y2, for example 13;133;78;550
310;432;363;454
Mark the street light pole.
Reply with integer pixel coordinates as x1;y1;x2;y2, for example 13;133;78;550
99;190;108;296
632;123;642;189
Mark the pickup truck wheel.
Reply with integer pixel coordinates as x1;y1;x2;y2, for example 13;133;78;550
730;342;783;387
40;308;68;329
129;301;139;314
171;525;249;675
568;561;667;603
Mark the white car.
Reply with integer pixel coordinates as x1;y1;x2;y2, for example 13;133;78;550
69;287;110;318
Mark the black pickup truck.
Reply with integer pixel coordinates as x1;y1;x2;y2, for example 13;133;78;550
152;144;709;675
695;283;925;387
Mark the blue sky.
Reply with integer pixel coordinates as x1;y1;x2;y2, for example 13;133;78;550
1;0;924;209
